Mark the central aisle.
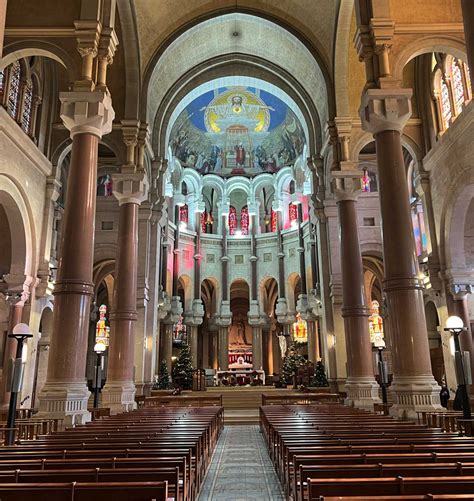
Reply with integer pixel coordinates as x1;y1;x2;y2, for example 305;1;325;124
198;425;285;501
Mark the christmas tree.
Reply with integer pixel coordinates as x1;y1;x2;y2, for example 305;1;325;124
172;343;194;389
155;360;171;389
281;342;306;386
312;360;329;387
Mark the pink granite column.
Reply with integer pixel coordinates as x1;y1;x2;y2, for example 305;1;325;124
38;90;114;425
102;168;148;413
361;89;441;417
334;183;380;409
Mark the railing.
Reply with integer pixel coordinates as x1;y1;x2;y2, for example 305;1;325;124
137;394;223;408
261;392;340;406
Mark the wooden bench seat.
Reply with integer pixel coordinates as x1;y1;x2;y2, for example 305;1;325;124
0;481;168;501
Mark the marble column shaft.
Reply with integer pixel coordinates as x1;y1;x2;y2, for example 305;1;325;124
161;323;173;373
338;199;374;379
189;325;199;368
1;301;24;407
376;130;434;379
252;326;263;370
461;0;474;95
106;202;139;384
218;327;229;370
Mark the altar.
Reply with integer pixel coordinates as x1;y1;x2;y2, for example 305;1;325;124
216;369;265;386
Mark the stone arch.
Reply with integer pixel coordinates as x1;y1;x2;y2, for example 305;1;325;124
287;272;302;312
0;41;78;82
392;36;467;83
178;274;193;312
259;276;279;316
33;305;54;407
142;10;333;126
444;184;474;271
0;175;35;280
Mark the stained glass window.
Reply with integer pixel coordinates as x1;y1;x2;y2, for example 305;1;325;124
228;206;237;235
7;61;21;119
21;81;33;134
241;206;249;235
179;204;188;225
200;210;207;233
271;209;277;233
361;169;371;193
411;200;427;257
0;70;4;99
289;203;298;226
452;60;465;115
465;64;472;99
440;79;452;129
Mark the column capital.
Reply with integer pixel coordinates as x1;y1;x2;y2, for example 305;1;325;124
98;26;118;65
450;283;474;300
360;88;412;135
60;90;114;138
331;163;362;202
112;169;149;206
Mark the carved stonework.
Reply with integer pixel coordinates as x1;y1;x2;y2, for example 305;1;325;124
60;90;115;138
360;88;412;135
112;169;149;206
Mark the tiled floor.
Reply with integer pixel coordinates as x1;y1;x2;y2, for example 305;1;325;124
198;425;285;501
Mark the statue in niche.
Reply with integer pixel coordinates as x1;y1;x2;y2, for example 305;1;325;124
235;320;248;345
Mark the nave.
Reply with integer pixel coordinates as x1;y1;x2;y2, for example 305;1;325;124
2;399;474;499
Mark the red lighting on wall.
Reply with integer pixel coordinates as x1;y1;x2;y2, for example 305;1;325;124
228;206;237;235
271;209;277;233
241;206;249;235
289;203;298;226
179;204;188;225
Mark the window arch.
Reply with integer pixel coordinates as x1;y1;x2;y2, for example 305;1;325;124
7;60;21;119
1;58;39;140
433;54;471;133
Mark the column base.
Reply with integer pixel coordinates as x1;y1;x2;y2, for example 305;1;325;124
345;376;381;410
389;375;442;419
37;381;91;426
101;381;137;414
134;381;153;397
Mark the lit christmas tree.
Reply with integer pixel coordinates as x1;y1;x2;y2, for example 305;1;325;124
281;342;306;386
172;343;194;389
155;360;171;390
312;360;329;387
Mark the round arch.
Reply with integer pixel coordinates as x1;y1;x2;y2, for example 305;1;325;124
392;36;467;82
0;42;78;82
0;175;35;280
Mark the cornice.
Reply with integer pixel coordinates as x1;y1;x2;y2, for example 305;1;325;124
394;23;465;35
5;27;76;38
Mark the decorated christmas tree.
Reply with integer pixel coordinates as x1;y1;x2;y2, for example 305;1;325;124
312;360;329;387
172;343;194;389
281;342;306;386
155;360;171;389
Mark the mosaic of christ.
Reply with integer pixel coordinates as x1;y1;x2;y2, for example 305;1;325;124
169;87;306;177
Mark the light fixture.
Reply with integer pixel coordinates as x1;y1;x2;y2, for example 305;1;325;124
446;315;464;331
179;221;187;230
291;220;298;228
94;342;106;354
235;230;242;237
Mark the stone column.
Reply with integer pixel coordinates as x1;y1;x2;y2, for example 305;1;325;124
450;284;474;386
0;0;7;59
101;169;148;413
0;291;27;409
38;90;113;425
461;0;474;94
217;325;229;370
188;325;199;368
161;322;173;373
252;326;263;370
333;171;380;409
360;89;441;417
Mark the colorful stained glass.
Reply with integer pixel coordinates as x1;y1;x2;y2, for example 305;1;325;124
411;201;427;257
361;169;371;193
200;210;207;233
228;206;237;235
289;203;298;226
271;209;277;233
292;313;308;343
0;70;4;97
241;206;249;235
179;204;188;225
7;61;21;119
21;81;33;134
95;304;110;348
368;300;385;348
440;79;452;129
452;60;465;115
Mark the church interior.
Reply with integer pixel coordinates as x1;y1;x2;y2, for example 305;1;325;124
0;0;474;499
